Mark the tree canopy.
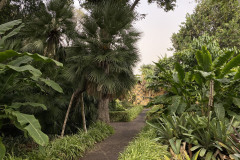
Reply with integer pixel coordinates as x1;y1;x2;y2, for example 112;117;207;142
171;0;240;51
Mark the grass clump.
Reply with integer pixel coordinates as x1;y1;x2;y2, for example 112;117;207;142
6;122;113;160
118;126;170;160
109;105;143;122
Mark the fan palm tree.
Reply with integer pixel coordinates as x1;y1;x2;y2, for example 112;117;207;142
21;0;76;62
60;0;140;136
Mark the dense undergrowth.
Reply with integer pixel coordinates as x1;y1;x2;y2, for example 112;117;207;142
4;122;114;160
118;125;170;160
109;105;143;122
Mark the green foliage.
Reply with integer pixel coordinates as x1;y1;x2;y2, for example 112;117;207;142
66;0;140;97
0;20;63;159
21;0;76;61
148;112;240;159
195;46;212;72
109;99;126;111
171;0;240;51
146;104;164;121
4;104;49;146
118;125;170;160
0;0;44;24
164;138;200;160
109;105;143;122
149;46;240;117
24;122;113;160
219;126;240;159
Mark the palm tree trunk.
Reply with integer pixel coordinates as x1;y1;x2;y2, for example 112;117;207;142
80;92;87;133
61;92;76;137
97;96;110;123
61;92;75;137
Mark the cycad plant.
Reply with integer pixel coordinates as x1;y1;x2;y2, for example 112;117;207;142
21;0;76;61
60;0;140;136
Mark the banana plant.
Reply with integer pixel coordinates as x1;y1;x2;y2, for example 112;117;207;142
0;20;63;159
153;61;196;115
194;46;240;118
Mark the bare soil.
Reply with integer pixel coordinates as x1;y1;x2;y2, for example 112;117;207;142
79;109;148;160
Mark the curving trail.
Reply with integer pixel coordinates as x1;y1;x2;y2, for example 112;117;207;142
79;109;148;160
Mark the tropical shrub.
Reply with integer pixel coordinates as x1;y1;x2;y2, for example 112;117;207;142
109;105;143;122
146;104;164;122
148;112;240;159
118;126;170;160
148;46;240;118
0;20;63;159
24;122;113;160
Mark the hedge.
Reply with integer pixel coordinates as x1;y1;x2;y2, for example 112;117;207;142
5;122;114;160
109;105;143;122
118;126;170;160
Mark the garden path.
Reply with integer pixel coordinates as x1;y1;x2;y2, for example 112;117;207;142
79;109;148;160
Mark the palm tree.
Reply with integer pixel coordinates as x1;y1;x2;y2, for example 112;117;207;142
82;0;176;11
21;0;76;62
60;0;140;136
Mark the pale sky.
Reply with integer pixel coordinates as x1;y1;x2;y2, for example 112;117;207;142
74;0;197;74
133;0;197;74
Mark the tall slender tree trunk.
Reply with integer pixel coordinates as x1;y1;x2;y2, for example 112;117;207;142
97;96;110;124
208;80;214;116
61;92;76;137
80;92;87;133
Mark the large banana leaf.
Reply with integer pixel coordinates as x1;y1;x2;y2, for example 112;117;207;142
195;47;212;72
220;54;240;78
194;72;203;86
233;98;240;108
154;62;167;73
2;64;42;77
8;56;33;66
40;78;63;93
194;70;213;79
212;51;234;68
0;19;22;34
10;111;49;146
9;102;47;110
234;68;240;80
0;50;63;66
214;103;225;120
0;24;24;48
169;95;181;114
175;62;185;84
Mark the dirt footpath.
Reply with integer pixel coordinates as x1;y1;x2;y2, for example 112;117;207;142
79;109;148;160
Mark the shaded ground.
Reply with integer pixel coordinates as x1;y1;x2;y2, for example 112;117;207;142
79;109;148;160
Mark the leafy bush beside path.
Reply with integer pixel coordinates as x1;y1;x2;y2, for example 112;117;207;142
5;122;114;160
118;125;170;160
110;105;143;122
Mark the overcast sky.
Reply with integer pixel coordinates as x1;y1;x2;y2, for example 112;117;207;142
132;0;197;74
74;0;197;74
